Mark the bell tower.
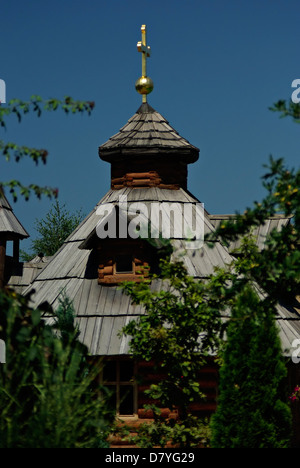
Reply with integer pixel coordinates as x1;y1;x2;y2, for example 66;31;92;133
91;25;201;285
99;25;199;191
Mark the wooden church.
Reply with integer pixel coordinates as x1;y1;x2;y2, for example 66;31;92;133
2;25;300;441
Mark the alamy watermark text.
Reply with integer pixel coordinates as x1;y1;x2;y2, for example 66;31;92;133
0;78;6;103
96;195;205;250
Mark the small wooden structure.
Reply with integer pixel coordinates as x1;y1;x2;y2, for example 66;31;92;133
0;189;29;289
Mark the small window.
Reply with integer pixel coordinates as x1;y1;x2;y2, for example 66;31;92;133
119;386;134;415
115;255;133;274
103;361;117;382
120;360;134;381
102;360;137;416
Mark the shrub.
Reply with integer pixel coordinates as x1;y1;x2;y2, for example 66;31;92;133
0;289;113;448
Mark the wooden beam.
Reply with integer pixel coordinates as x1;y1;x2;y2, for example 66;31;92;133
13;239;20;262
0;239;7;289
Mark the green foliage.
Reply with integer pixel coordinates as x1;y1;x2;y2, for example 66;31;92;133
0;95;95;201
53;292;80;345
0;95;95;130
20;200;84;260
121;258;224;414
129;415;211;449
206;156;300;304
210;285;292;448
269;99;300;123
203;98;300;447
1;180;58;203
0;289;113;448
204;156;300;447
120;154;299;447
120;256;229;447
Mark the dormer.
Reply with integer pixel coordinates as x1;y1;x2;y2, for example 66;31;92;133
80;231;161;285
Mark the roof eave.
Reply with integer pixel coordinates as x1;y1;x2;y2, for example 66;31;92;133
99;146;199;164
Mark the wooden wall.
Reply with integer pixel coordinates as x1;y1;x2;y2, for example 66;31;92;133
136;359;219;420
98;256;150;285
97;239;157;285
111;158;188;190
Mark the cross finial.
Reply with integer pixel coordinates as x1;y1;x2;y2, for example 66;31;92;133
137;25;151;77
135;25;154;103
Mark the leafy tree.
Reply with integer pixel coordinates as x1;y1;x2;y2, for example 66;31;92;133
207;156;300;304
0;96;94;201
0;288;113;448
20;200;84;260
120;254;230;447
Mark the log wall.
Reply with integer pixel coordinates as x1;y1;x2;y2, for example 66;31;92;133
97;240;155;285
111;159;188;190
136;359;219;419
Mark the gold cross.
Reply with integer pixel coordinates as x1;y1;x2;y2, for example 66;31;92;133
135;25;154;103
137;25;151;78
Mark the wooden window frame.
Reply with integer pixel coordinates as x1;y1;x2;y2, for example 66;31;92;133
97;240;154;285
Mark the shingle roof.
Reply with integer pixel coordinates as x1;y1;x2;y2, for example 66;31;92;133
20;186;300;356
209;214;292;252
21;187;234;354
8;255;52;294
99;103;199;163
0;191;29;240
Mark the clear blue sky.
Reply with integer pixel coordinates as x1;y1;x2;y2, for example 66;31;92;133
1;0;299;253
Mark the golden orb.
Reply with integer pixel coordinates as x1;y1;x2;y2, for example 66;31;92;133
135;76;154;95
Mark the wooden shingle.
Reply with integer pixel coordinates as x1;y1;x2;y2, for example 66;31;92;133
99;103;199;163
0;191;29;240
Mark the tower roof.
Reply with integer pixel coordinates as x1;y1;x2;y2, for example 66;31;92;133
0;190;29;240
99;102;199;163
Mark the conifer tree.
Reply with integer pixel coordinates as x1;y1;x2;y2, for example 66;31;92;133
211;285;292;448
20;200;84;260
